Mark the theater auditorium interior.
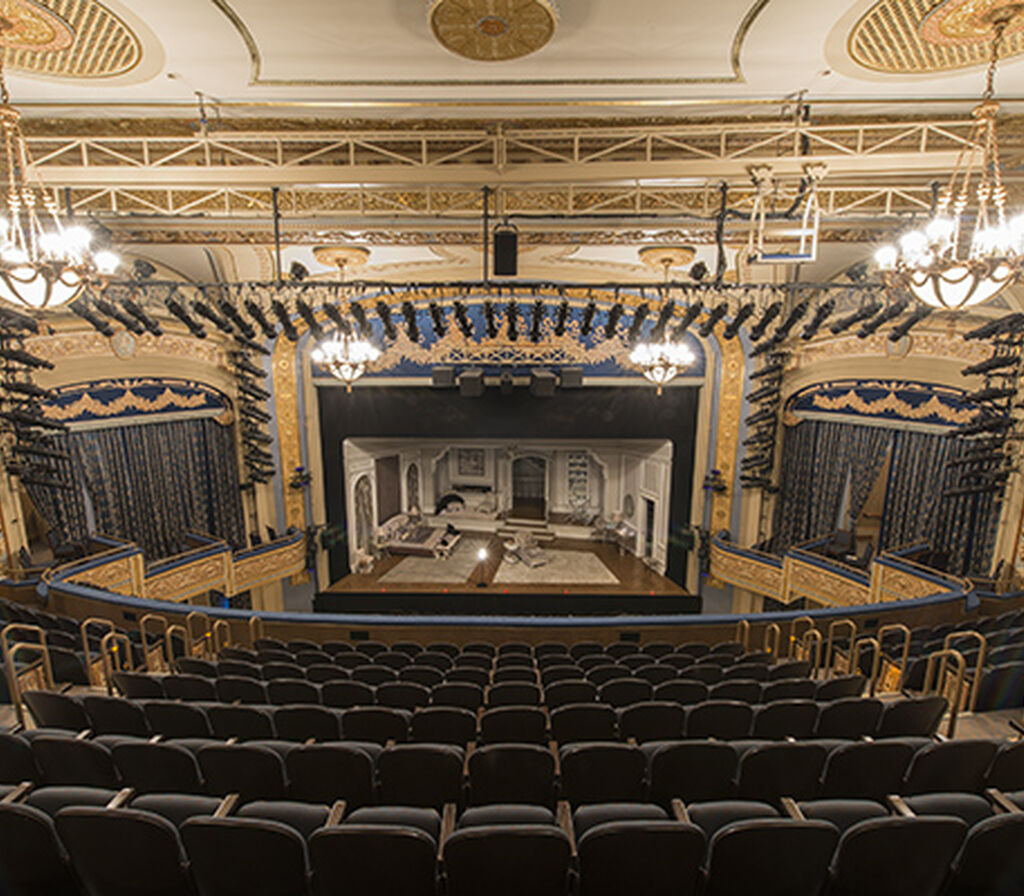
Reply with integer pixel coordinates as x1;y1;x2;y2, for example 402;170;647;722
4;1;1024;894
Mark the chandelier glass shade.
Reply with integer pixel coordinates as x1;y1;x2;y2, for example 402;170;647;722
0;56;118;311
311;332;381;392
629;336;696;395
874;17;1023;311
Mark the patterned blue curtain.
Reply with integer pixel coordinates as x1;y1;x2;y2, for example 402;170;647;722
879;430;953;551
774;420;892;551
71;418;245;559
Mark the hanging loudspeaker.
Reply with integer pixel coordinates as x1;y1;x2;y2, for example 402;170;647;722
493;225;518;276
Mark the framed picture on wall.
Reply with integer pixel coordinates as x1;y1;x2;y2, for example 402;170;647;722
456;448;486;478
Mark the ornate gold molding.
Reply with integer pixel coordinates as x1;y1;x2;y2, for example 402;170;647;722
211;0;769;88
711;320;745;535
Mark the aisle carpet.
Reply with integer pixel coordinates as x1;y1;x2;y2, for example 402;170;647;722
379;538;488;584
492;550;620;585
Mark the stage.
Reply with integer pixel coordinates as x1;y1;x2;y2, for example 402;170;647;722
316;537;699;616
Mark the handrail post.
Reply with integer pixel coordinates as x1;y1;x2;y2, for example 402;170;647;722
801;629;823;678
80;617;116;689
213;620;231;653
140;614;169;673
923;648;966;738
825;619;857;679
852;636;881;696
763;623;781;657
943;630;987;713
2;624;53;727
100;631;133;694
185;611;212;659
735;619;750;652
876;623;912;694
789;616;814;659
165;624;190;668
248;615;264;649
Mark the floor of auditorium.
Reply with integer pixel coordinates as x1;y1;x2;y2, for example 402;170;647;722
324;536;687;596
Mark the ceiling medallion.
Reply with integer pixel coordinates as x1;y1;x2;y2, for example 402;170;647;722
428;0;558;62
850;0;1024;73
0;3;73;53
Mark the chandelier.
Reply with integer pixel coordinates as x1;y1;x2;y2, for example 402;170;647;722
630;335;696;395
0;49;118;310
310;331;381;392
874;12;1023;310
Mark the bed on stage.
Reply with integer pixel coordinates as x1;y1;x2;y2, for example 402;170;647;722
378;513;448;557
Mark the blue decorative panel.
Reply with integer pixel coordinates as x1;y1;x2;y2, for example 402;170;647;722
42;378;232;426
785;380;977;429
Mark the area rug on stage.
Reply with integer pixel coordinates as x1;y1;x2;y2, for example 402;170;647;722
379;538;488;584
492;550;620;585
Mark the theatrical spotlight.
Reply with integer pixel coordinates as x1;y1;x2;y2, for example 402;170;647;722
0;306;38;334
294;299;324;338
349;302;372;338
889;305;932;342
244;300;277;339
236;334;270;356
627;304;649;345
962;355;1019;376
240;405;271;424
690;261;709;281
271;300;299;342
856;299;908;339
323;303;351;335
953;415;1015;437
964;312;1024;341
69;301;114;338
0;346;53;370
376;301;397;341
289;261;309;282
948;450;1005;466
132;259;157;281
483;301;498;339
401;301;420;342
743;430;775;448
673;302;703;337
750;362;784;380
746;407;777;426
232;354;264;378
238;380;271;401
723;302;756;340
801;299;835;340
750;338;779;357
216;299;256;340
966;386;1017;402
507;300;519;341
93;298;146;336
580;301;597;336
649;301;676;342
530;299;544;343
604;303;624;339
121;298;163;337
772;301;810;341
698;303;730;338
829;301;883;335
554;299;570;336
749;302;783;341
453;301;473;338
165;297;207;338
428;302;447;338
192;299;235;335
747;383;780;403
4;380;54;401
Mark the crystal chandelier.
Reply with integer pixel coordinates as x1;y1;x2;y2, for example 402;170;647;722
874;13;1023;310
311;331;381;392
0;49;118;310
630;335;696;395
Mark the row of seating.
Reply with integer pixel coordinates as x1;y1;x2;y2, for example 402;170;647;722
7;729;1022;807
3;783;1023;895
24;689;948;743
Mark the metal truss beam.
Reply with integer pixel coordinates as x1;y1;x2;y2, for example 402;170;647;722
23;117;990;222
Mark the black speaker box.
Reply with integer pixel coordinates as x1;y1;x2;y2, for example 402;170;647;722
493;228;518;276
530;369;557;398
432;366;455;388
458;368;484;397
560;367;583;389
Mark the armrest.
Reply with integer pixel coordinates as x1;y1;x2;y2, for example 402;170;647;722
106;788;135;809
326;800;346;826
670;798;689;823
556;800;576;857
214;794;240;818
887;795;915;817
986;788;1023;815
549;742;561;776
780;797;805;820
75;729;92;740
463;742;475;777
1;781;33;804
440;803;457;859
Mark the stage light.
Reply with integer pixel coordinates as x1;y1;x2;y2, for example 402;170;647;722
375;301;397;340
401;301;420;342
428;302;447;337
349;302;372;338
477;547;488;562
747;383;780;403
888;305;932;342
3;379;53;400
829;301;883;335
165;297;207;338
323;303;351;335
749;302;783;341
580;301;597;336
271;300;300;342
69;301;114;337
243;299;277;339
132;259;157;281
967;386;1016;402
604;303;624;339
214;298;255;340
698;303;729;337
964;312;1024;341
554;299;570;336
856;299;908;338
750;362;783;380
91;298;146;335
746;407;777;426
507;300;519;341
649;301;676;342
238;380;271;401
193;299;235;335
723;302;756;340
530;299;544;343
672;302;703;338
236;334;270;356
690;261;708;281
628;304;650;345
121;298;163;337
801;298;835;340
453;301;473;338
290;261;309;282
773;300;810;340
295;299;324;339
483;301;498;339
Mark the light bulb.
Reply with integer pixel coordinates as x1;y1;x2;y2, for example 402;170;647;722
925;216;954;245
92;250;120;274
2;245;28;265
874;245;898;270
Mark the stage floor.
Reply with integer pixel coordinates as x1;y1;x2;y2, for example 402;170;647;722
324;536;687;597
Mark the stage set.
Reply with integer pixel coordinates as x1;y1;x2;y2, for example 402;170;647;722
319;436;689;613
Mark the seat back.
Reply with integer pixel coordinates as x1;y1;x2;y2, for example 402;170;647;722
577;820;704;896
285;744;375;808
112;742;203;795
560;743;646;805
443;825;571;896
468;745;556;806
0;802;79;896
377;744;464;809
310;825;437;896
